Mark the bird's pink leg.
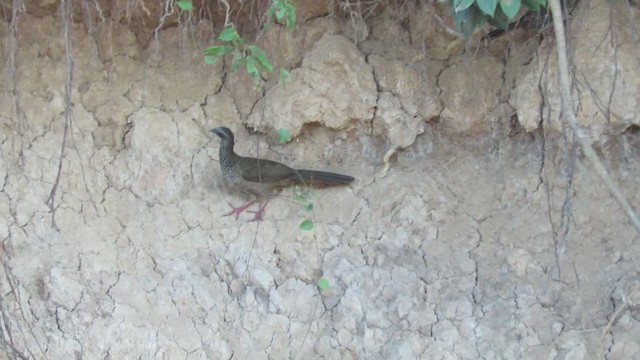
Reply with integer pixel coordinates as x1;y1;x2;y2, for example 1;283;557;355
223;200;256;219
248;201;269;222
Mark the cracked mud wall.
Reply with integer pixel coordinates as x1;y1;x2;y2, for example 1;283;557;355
1;1;640;359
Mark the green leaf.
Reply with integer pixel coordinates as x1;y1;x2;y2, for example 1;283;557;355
454;0;475;12
499;0;521;19
230;54;244;71
277;128;292;143
176;1;193;11
204;45;233;57
218;27;240;42
317;278;330;290
279;69;291;86
246;56;260;79
285;8;296;30
304;203;314;211
285;2;296;12
248;45;274;72
451;2;487;38
267;0;296;30
204;55;217;64
293;188;312;201
299;219;314;231
486;9;509;30
476;0;498;16
522;0;545;10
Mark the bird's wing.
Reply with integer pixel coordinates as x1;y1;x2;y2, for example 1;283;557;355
237;156;296;183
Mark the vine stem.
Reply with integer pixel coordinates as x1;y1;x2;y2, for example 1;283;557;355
46;0;74;229
548;0;640;235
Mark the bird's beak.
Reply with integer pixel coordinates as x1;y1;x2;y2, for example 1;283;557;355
210;127;232;142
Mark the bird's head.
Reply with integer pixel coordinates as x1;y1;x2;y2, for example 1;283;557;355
210;127;235;145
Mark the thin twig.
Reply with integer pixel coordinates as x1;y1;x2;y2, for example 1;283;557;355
549;0;640;235
1;244;47;359
153;0;175;52
219;0;231;27
0;262;25;359
623;0;640;66
9;0;28;166
599;283;640;358
604;1;619;122
46;0;75;230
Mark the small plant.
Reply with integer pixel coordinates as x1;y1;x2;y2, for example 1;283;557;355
279;68;292;86
204;27;274;84
317;278;330;290
299;219;314;231
293;185;315;230
177;1;295;86
265;0;297;30
277;128;292;143
176;1;193;11
447;0;547;37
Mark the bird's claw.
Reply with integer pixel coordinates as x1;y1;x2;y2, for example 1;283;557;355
247;202;268;222
223;201;255;219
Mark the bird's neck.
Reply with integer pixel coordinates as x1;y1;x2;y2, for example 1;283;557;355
219;140;239;165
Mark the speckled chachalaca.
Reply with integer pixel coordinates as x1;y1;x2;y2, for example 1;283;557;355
211;126;354;221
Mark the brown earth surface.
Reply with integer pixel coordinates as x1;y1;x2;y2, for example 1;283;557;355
1;1;639;359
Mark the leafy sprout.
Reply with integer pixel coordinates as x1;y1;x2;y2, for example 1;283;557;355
266;0;297;30
299;219;314;231
317;278;330;290
450;0;547;38
176;0;193;11
277;128;292;143
198;0;298;86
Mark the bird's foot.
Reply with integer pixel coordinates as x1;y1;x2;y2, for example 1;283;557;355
248;201;268;222
223;200;256;219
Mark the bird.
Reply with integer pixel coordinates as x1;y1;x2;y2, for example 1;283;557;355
210;126;355;221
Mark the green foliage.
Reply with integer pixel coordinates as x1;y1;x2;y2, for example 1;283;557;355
176;0;193;11
450;0;546;38
293;186;312;202
499;0;522;19
522;0;545;11
454;0;475;12
299;219;314;231
279;69;292;86
293;186;314;228
199;0;298;86
277;128;292;143
452;3;487;38
476;0;498;16
317;278;330;290
202;26;275;84
203;45;232;64
266;0;297;30
218;26;241;42
248;45;274;73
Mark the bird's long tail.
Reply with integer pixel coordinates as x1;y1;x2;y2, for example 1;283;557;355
290;169;354;186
